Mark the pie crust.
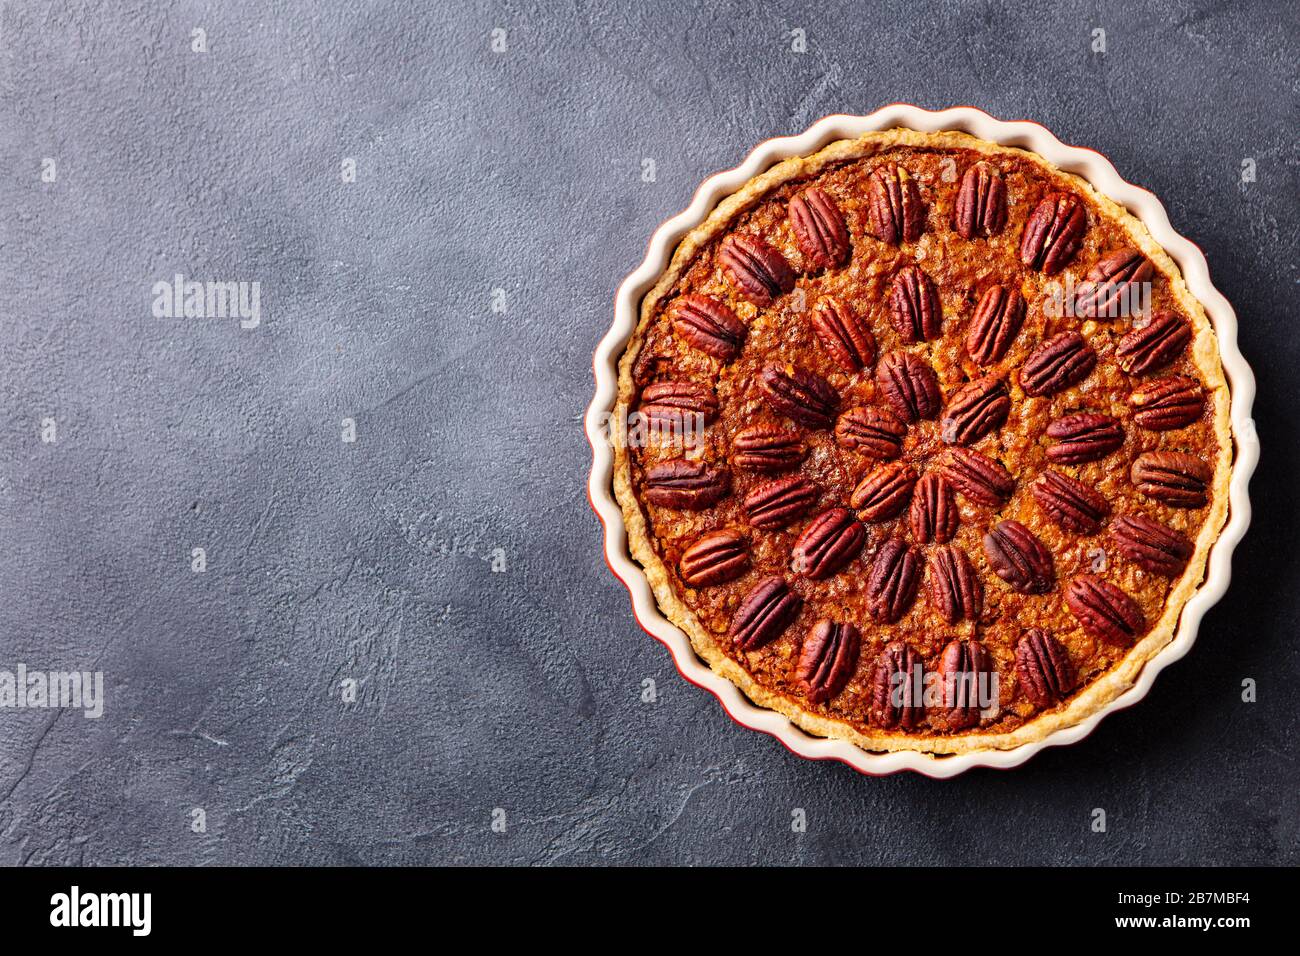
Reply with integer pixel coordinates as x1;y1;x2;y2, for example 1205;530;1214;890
612;129;1233;755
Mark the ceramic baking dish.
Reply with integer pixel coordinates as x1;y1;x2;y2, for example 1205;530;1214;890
586;104;1258;777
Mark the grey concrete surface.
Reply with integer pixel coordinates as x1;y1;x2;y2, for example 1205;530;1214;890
0;0;1295;866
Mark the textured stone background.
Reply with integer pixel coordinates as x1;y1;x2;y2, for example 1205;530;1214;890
0;0;1295;866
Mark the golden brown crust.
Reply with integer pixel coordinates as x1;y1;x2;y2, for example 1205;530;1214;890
612;129;1232;755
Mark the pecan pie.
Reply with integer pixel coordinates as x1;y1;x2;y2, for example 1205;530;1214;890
612;129;1232;755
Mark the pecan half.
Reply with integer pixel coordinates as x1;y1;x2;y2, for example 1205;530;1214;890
870;641;925;729
1020;191;1087;274
1066;575;1146;643
938;639;993;730
940;447;1015;505
1131;451;1211;508
1074;247;1155;319
1015;629;1075;709
668;295;746;361
1129;376;1204;431
1116;310;1192;374
965;285;1026;366
743;475;818;531
796;620;861;704
789;187;850;271
631;345;673;387
679;530;749;586
850;461;918;521
944;375;1011;444
760;364;839;429
811;296;876;372
639;380;719;430
927;545;982;624
888;265;942;342
984;519;1055;594
1110;513;1194;576
732;426;805;473
718;233;796;306
865;538;921;623
1045;412;1125;464
954;162;1008;239
835;405;907;459
728;576;802;651
1032;470;1109;534
910;472;958;544
1020;331;1097;396
791;507;866;580
866;162;924;244
644;459;729;509
876;351;941;423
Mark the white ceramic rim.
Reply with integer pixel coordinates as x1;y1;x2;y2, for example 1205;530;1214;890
586;104;1259;778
